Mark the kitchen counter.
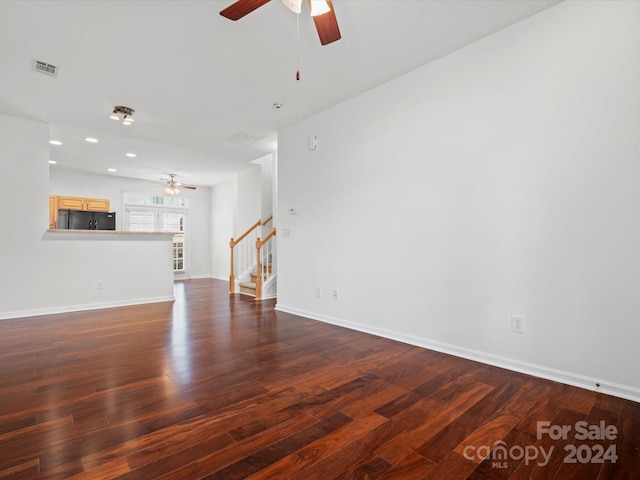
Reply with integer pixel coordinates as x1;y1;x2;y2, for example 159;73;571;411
44;229;176;240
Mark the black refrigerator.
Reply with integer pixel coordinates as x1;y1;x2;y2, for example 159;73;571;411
58;210;116;230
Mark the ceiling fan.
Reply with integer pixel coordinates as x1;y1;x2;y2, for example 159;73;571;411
220;0;341;46
155;174;197;196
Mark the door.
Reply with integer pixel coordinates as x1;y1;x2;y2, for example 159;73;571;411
125;206;189;278
161;211;187;279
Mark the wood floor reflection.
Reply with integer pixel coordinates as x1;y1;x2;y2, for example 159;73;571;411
0;279;638;479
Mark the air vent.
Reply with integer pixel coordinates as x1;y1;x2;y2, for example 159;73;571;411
32;59;58;77
226;131;264;146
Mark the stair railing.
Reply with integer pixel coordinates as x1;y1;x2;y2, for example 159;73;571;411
229;219;260;294
229;217;274;294
255;227;276;300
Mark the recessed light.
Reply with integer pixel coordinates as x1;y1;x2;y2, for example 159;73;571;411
108;168;117;172
49;140;62;146
85;137;98;143
49;160;57;164
125;153;137;158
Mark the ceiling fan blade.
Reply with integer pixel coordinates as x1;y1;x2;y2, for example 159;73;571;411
309;0;341;45
220;0;271;20
182;185;197;190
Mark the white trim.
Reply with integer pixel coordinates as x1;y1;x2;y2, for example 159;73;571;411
258;293;277;300
275;304;640;404
0;295;175;321
209;274;229;281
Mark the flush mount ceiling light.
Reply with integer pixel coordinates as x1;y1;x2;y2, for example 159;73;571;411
49;140;62;146
110;106;135;125
85;137;98;143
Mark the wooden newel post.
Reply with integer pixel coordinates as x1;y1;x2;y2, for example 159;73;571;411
255;237;262;300
229;237;236;294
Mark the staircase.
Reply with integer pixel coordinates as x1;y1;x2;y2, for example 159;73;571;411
229;217;276;300
239;263;273;296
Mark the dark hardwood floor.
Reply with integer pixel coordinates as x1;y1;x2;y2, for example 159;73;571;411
0;279;638;479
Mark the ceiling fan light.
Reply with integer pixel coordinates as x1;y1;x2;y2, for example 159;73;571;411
110;110;120;120
282;0;302;14
122;114;134;125
309;0;330;17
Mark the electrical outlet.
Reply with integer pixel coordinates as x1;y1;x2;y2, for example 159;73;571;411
511;315;525;334
315;287;322;299
96;280;103;290
332;289;339;301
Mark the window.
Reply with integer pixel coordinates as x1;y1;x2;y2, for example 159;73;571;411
162;212;184;233
123;193;189;274
162;212;185;272
172;234;184;271
128;209;155;232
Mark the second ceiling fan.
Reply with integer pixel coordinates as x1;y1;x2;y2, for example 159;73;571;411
220;0;341;46
155;174;197;196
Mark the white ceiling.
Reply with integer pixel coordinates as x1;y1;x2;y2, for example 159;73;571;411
0;0;560;187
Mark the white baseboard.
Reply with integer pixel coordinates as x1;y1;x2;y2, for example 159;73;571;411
275;304;640;404
175;275;228;281
210;274;229;281
0;295;175;321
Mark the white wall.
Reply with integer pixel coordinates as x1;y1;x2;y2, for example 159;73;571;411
276;1;640;401
259;153;276;225
210;162;273;281
211;179;236;280
0;113;174;319
50;169;213;278
235;165;262;236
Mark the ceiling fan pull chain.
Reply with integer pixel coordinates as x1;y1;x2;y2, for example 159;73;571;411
296;11;301;81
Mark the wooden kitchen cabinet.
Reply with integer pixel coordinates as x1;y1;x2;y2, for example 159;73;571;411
84;198;110;211
49;196;56;228
56;196;110;212
56;196;85;210
50;196;111;228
